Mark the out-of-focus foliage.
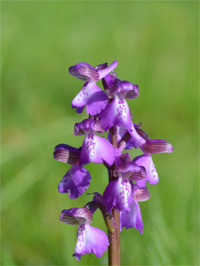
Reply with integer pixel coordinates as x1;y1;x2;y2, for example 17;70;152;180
1;1;199;265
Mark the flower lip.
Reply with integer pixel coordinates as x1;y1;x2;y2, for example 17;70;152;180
58;166;91;199
69;62;99;82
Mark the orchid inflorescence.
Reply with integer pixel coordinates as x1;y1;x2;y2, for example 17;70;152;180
53;60;173;262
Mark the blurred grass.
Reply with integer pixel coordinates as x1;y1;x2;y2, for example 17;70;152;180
1;1;199;265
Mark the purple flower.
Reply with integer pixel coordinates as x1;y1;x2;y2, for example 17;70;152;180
103;154;146;212
103;176;133;212
70;61;118;115
99;74;140;131
102;73;139;99
74;118;115;166
60;208;109;261
53;145;91;198
120;186;150;234
58;166;91;199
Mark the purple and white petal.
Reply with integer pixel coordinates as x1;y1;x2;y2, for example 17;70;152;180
74;118;103;136
54;144;81;165
103;177;132;212
133;154;159;186
102;73;115;92
80;133;115;166
72;83;108;115
95;62;108;71
120;200;143;234
58;166;91;199
128;123;146;148
98;60;118;79
133;186;150;202
60;207;93;225
74;223;109;261
69;63;99;82
142;139;174;154
99;95;133;131
114;153;146;180
125;84;139;99
112;81;138;98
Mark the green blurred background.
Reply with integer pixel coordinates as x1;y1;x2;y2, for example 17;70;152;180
1;1;199;265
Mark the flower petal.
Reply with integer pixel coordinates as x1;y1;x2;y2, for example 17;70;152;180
80;134;115;166
72;83;108;115
98;60;118;79
133;154;159;186
74;224;109;261
114;153;146;180
125;84;139;99
120;200;143;234
53;144;81;165
103;177;132;212
60;207;93;225
133;186;150;202
99;95;132;131
69;63;99;82
142;139;174;154
74;118;103;136
58;166;91;199
128;124;146;148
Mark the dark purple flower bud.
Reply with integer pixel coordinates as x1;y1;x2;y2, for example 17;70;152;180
53;144;81;165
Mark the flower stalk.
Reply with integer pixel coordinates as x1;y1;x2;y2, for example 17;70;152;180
53;60;174;264
108;126;120;266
